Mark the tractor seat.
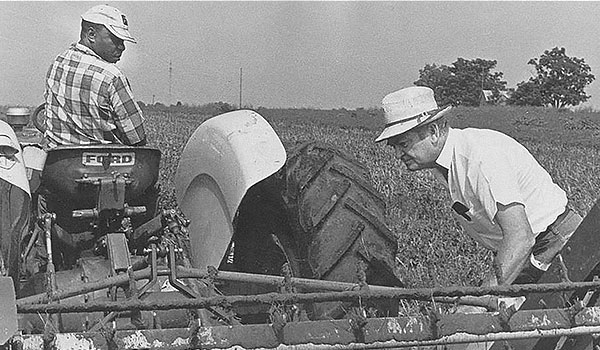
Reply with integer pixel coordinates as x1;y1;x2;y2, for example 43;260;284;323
41;145;161;208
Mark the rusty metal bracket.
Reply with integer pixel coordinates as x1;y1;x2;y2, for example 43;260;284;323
41;213;57;300
126;266;144;329
348;306;368;343
132;212;164;242
349;258;370;342
557;253;572;284
107;233;131;274
497;299;518;331
90;234;137;332
270;305;288;343
167;243;197;299
555;275;600;350
271;263;301;341
206;265;218;290
20;221;40;267
40;213;61;344
138;244;160;297
280;263;296;294
136;244;161;330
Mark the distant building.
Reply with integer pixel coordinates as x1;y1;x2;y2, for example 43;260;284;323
480;90;511;105
481;90;494;105
497;90;511;105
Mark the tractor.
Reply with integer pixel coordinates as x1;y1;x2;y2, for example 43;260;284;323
2;106;600;350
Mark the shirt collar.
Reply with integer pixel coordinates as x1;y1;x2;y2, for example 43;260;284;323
436;127;456;170
71;42;104;61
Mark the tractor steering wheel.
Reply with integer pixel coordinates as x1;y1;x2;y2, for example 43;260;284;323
30;103;46;133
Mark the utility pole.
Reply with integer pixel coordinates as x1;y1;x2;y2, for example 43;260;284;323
480;68;485;106
480;66;485;93
239;67;243;109
168;60;173;105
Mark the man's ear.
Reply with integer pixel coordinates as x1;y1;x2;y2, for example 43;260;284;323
428;123;441;143
86;26;96;43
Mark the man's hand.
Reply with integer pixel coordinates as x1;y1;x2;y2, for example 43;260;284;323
453;304;488;314
132;139;147;147
451;295;497;313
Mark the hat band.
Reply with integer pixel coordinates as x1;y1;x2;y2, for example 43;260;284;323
384;110;433;128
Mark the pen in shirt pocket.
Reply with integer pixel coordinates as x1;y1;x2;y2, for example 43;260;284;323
452;201;472;221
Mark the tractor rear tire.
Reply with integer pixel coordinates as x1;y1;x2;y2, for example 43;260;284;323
226;142;402;320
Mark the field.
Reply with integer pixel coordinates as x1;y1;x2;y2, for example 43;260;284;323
144;105;600;294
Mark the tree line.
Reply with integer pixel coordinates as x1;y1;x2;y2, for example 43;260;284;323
414;47;595;108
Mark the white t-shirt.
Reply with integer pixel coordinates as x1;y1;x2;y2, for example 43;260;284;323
434;128;567;252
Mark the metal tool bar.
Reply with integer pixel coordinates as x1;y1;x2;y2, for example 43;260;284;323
18;266;600;310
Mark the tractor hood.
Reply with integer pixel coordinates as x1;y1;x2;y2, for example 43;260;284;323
174;110;286;270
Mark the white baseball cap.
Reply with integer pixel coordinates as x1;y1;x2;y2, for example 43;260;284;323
375;86;452;142
81;5;137;43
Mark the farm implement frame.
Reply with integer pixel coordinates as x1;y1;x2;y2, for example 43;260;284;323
8;273;600;349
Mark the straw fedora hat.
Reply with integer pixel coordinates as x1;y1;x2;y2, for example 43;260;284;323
375;86;451;142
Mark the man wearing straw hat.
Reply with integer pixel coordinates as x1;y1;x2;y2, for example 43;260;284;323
376;86;582;310
43;4;146;148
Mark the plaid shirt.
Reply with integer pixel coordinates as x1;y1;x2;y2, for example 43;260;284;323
44;43;146;148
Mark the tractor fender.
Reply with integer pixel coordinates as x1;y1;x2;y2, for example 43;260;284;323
175;110;286;270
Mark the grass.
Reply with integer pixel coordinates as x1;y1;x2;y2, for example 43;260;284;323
144;105;600;292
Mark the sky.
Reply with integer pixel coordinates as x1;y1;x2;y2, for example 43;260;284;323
1;1;600;110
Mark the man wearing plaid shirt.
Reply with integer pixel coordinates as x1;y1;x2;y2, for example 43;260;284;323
44;4;146;148
24;5;151;277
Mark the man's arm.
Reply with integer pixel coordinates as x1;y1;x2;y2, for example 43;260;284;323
493;202;536;285
454;202;534;312
110;74;147;146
